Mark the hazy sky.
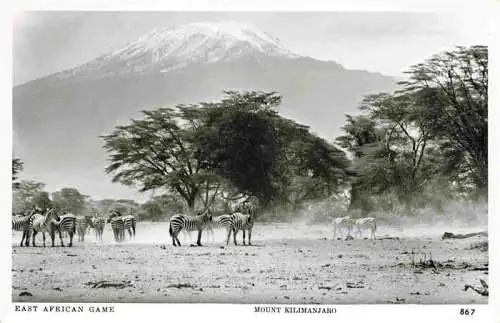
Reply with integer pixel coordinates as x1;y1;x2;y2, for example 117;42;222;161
13;11;491;86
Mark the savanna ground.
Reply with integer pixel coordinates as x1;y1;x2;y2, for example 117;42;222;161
12;221;488;304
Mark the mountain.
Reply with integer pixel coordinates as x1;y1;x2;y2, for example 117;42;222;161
13;22;398;200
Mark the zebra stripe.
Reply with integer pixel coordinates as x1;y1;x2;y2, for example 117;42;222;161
31;209;57;247
226;212;255;246
203;214;234;243
76;216;92;242
108;217;125;242
168;211;212;247
91;216;106;241
12;214;34;247
121;215;137;240
50;215;77;247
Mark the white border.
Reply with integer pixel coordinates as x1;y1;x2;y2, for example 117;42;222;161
2;1;500;323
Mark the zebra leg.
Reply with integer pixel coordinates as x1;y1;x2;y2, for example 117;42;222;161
174;232;181;246
233;230;238;246
59;230;64;247
248;228;253;246
20;231;25;247
27;230;31;246
243;229;246;245
20;230;27;247
32;231;37;247
42;232;46;247
68;231;74;247
196;229;203;246
226;228;232;246
50;230;55;247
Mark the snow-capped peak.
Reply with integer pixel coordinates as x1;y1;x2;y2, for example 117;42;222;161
55;21;299;80
114;21;296;59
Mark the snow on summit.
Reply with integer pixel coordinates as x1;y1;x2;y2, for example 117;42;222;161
56;22;299;80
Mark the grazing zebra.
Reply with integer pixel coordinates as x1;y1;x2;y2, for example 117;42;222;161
12;213;35;247
31;208;58;247
76;215;93;242
50;214;77;247
91;215;106;241
121;215;137;240
169;210;213;247
108;216;125;242
226;212;255;246
332;216;354;240
355;217;377;239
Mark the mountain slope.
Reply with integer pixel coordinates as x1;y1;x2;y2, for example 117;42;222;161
13;22;398;199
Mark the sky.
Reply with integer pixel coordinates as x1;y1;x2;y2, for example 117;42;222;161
13;11;492;86
9;10;494;202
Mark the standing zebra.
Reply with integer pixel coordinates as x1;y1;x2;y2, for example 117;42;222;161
76;215;93;242
226;212;255;246
49;213;77;247
355;217;377;239
205;213;234;243
31;208;58;247
169;210;212;247
108;216;125;242
12;212;35;247
91;214;106;241
332;216;354;240
121;215;137;240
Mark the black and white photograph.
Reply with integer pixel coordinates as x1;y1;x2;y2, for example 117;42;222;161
3;0;499;321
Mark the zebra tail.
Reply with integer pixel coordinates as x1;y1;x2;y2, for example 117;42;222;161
169;222;173;237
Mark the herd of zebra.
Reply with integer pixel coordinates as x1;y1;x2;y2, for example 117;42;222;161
12;203;378;248
167;205;377;247
11;207;137;247
169;207;256;247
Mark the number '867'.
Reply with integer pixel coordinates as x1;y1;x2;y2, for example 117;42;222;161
460;308;475;315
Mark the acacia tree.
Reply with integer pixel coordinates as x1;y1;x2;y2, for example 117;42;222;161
336;115;382;211
102;106;219;211
103;91;350;213
196;91;350;208
358;92;435;208
401;45;488;195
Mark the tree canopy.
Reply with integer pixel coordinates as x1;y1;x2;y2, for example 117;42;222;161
336;45;488;213
102;91;351;212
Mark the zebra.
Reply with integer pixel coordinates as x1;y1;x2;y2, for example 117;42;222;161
49;213;77;247
203;213;234;243
226;212;255;246
332;216;354;240
108;216;125;242
91;214;106;241
12;212;35;247
121;215;137;240
76;215;93;242
355;217;377;239
31;208;58;247
168;210;212;247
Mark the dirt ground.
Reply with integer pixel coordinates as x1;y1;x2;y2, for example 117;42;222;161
11;222;489;304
